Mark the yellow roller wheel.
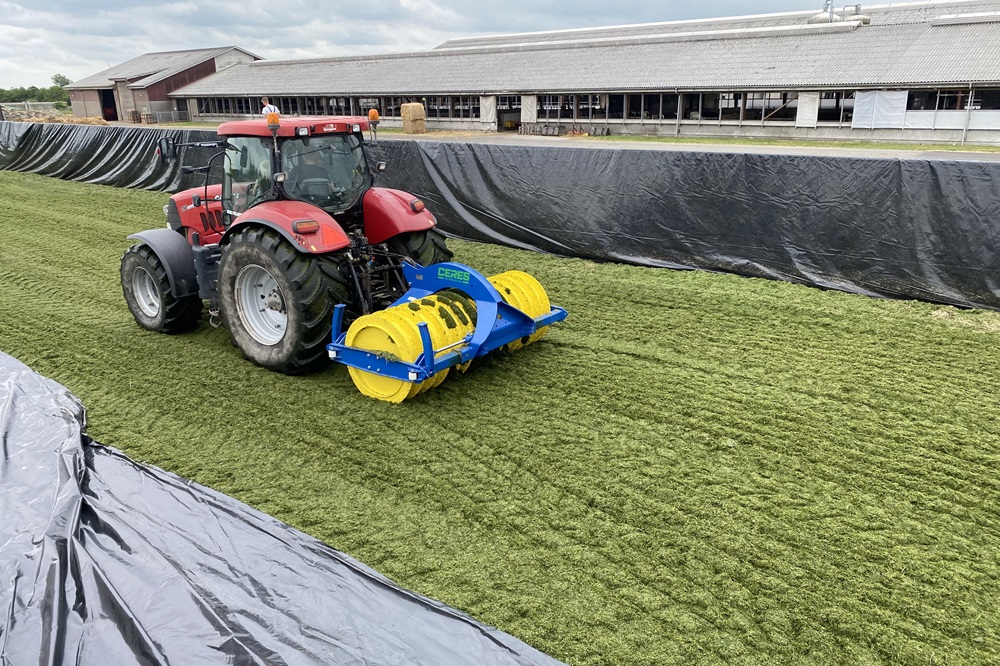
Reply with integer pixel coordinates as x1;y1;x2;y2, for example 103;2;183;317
488;270;552;350
345;311;424;403
433;290;478;372
405;295;474;388
344;295;475;402
344;270;552;402
389;297;462;390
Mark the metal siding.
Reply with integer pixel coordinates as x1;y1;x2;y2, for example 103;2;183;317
146;81;169;102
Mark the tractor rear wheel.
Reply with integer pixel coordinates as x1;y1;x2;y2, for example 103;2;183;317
388;228;453;266
120;244;202;333
218;227;350;374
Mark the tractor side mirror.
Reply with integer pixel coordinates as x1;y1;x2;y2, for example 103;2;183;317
239;146;249;169
157;137;177;164
376;161;387;173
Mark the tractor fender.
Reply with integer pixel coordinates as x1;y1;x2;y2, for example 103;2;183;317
127;228;199;298
362;187;436;245
223;200;351;254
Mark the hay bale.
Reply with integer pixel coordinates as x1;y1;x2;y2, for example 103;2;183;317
401;103;427;134
401;103;425;122
66;116;110;126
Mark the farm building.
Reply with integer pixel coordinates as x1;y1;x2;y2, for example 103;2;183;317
72;0;1000;143
65;47;260;123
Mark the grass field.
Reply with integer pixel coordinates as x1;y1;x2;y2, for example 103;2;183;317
2;170;999;665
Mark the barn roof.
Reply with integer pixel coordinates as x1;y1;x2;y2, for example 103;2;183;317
66;47;262;90
169;1;1000;97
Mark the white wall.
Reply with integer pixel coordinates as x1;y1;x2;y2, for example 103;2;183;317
970;111;1000;130
903;109;1000;131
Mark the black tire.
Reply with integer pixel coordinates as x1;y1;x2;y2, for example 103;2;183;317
388;228;453;266
120;244;202;333
218;227;350;374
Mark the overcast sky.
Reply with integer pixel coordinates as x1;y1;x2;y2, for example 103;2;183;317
1;0;816;88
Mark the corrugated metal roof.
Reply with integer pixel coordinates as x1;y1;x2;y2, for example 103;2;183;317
170;18;1000;97
65;47;260;90
932;10;1000;23
433;0;1000;49
433;13;829;50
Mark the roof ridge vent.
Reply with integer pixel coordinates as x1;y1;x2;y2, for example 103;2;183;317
932;11;1000;25
844;3;871;25
807;0;844;23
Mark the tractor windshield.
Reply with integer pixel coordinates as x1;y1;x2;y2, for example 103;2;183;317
282;134;368;212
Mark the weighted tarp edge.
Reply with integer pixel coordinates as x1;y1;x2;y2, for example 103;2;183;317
4;121;999;310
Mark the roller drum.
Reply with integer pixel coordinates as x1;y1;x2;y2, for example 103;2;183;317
344;270;553;401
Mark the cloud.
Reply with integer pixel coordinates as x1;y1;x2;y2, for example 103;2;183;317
1;0;812;88
399;0;462;26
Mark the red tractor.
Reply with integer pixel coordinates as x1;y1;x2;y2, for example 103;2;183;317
121;115;452;374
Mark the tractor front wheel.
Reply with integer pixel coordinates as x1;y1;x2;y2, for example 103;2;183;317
388;228;453;267
218;227;349;374
120;244;202;333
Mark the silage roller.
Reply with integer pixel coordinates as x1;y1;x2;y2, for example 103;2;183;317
328;262;567;402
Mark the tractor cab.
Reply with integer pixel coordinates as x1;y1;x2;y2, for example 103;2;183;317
279;134;368;209
220;117;375;223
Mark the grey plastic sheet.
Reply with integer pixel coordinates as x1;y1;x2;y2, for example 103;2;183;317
368;140;1000;310
0;352;564;666
4;121;1000;309
0;121;217;191
0;122;32;164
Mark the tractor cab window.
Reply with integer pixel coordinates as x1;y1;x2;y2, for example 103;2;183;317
224;137;273;216
282;134;368;212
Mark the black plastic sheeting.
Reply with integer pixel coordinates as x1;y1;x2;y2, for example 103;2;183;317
368;141;1000;310
4;121;1000;309
0;121;217;192
0;352;564;666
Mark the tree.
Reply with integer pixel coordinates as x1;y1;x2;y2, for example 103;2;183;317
0;75;70;105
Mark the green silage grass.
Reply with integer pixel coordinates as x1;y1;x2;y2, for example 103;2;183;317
2;170;999;665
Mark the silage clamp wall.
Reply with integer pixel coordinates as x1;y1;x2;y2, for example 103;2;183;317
368;141;1000;311
3;121;999;310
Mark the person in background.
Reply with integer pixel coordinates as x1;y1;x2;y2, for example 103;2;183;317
261;97;279;117
367;107;380;144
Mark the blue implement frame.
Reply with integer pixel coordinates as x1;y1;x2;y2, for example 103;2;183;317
327;262;567;383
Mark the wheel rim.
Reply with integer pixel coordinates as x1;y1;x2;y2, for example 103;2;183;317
131;267;161;318
234;264;286;345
